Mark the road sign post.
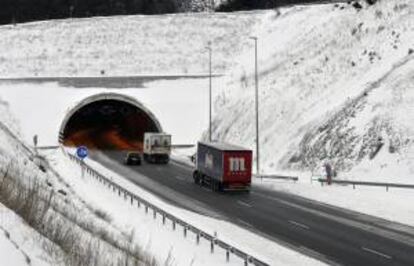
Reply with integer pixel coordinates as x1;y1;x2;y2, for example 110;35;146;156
76;146;88;178
33;135;38;154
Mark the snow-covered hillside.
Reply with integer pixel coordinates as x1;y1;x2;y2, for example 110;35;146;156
0;1;412;181
213;0;414;181
0;99;166;266
0;11;265;77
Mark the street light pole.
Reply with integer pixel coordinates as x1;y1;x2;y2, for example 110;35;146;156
250;36;260;176
206;44;212;142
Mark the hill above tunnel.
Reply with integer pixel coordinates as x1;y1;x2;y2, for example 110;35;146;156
0;11;265;77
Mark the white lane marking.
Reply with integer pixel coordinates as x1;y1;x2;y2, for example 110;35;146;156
201;186;212;193
237;219;253;228
289;220;310;230
361;247;392;260
237;200;252;208
175;176;186;182
170;160;193;172
251;191;414;247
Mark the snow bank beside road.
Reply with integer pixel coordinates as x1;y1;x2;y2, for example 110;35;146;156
213;0;414;181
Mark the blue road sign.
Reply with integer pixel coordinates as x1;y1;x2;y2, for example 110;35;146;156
76;146;88;160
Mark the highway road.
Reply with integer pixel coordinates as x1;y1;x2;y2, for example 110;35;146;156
92;150;414;266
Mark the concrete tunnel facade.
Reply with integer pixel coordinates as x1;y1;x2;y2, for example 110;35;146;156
59;93;163;150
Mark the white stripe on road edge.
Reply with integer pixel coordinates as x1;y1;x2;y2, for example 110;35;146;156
289;220;310;230
170;160;193;172
237;200;252;208
251;191;414;248
361;247;392;260
237;219;253;228
175;176;186;182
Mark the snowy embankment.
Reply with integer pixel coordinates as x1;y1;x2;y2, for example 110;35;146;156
0;11;265;77
0;99;165;265
213;0;414;182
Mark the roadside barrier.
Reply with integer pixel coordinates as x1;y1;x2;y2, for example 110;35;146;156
65;151;269;266
318;178;414;191
255;175;298;182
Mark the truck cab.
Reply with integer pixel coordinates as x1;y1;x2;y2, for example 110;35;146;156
143;132;171;164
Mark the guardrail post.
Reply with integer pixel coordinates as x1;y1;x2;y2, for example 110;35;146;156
183;226;187;238
210;240;214;253
145;206;148;214
153;209;156;219
244;257;248;266
137;200;140;208
172;221;176;231
386;185;389;192
131;196;133;205
196;233;200;245
118;189;121;196
162;215;166;225
353;184;355;189
226;248;230;262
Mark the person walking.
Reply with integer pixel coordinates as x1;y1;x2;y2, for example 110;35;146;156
324;162;332;185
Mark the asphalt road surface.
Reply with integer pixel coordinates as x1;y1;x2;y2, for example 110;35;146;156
94;151;414;266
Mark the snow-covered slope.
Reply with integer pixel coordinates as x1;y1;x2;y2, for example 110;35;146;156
213;0;414;181
0;11;265;77
0;99;164;265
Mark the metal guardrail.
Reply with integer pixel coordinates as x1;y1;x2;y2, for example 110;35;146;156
256;175;298;182
318;178;414;191
171;144;195;149
65;152;269;266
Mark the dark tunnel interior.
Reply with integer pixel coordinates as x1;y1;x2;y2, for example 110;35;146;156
62;100;160;150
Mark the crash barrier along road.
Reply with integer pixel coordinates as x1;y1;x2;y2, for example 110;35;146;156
64;150;270;266
255;175;298;182
318;178;414;191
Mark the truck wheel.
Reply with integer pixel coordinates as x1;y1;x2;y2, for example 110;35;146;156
193;171;200;184
212;180;219;192
217;182;222;192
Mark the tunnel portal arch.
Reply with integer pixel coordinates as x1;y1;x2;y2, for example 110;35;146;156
59;93;163;150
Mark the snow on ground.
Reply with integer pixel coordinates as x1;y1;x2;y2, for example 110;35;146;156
213;0;414;182
1;1;414;264
258;176;414;227
41;147;325;266
0;204;56;266
0;78;214;147
0;100;61;265
0;11;266;77
0;91;325;265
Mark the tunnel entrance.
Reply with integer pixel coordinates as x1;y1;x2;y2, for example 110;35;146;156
60;94;162;151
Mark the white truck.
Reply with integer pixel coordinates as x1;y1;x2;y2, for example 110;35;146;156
143;132;171;164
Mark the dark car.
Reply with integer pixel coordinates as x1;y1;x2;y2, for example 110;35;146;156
124;152;142;165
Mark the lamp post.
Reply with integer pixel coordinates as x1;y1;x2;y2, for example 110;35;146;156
250;36;260;176
206;44;212;142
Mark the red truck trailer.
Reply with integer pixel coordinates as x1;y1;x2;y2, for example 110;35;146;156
193;141;252;192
